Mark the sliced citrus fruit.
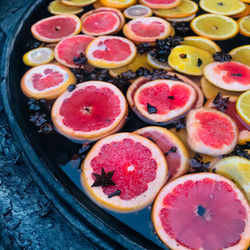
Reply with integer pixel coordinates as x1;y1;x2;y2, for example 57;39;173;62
61;0;97;7
134;79;196;123
168;45;214;76
191;14;239;40
181;36;221;55
213;156;250;202
81;132;168;212
31;15;81;43
48;0;84;15
240;0;250;3
229;45;250;66
236;90;250;124
109;53;151;77
99;0;136;9
231;3;250;18
238;15;250;36
170;25;175;35
204;61;250;91
86;36;136;68
166;13;196;22
21;64;76;100
153;0;198;18
23;47;54;67
152;173;250;250
139;0;182;10
93;0;104;7
200;0;246;16
123;17;171;43
135;126;189;180
146;53;172;71
52;81;128;142
186;107;238;155
123;5;152;19
54;35;94;68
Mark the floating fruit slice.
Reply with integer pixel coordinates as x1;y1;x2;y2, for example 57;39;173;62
81;132;168;212
134;79;196;123
229;45;250;66
52;81;128;142
186;108;238;155
146;53;172;70
139;0;182;9
135;126;188;180
31;15;81;43
153;0;198;18
123;17;171;43
191;14;239;40
54;35;94;68
238;15;250;36
123;4;152;19
200;0;246;16
166;13;196;22
204;61;250;91
168;45;214;76
100;0;136;9
86;36;136;68
48;0;84;15
152;173;250;250
236;90;250;124
23;47;54;67
61;0;97;7
181;36;221;55
109;53;151;77
213;156;250;202
21;64;76;99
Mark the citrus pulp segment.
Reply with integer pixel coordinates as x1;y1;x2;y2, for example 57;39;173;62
236;90;250;124
229;45;250;66
238;15;250;36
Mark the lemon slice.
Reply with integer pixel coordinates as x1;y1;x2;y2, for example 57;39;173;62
48;0;84;15
166;14;196;22
100;0;136;9
23;48;54;67
146;53;172;70
238;15;250;37
124;4;152;18
61;0;97;7
236;90;250;124
213;156;250;202
229;45;250;66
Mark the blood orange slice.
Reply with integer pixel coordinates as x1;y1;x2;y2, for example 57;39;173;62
139;0;182;9
81;133;168;212
186;108;238;155
204;61;250;92
134;79;196;123
152;173;250;250
31;15;81;43
85;36;136;68
21;64;76;99
123;17;171;43
135;126;188;180
54;35;94;68
52;81;128;142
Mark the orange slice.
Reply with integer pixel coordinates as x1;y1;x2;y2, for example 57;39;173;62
123;4;152;19
48;0;84;15
139;0;182;10
229;45;250;66
61;0;97;7
231;3;250;18
238;15;250;36
99;0;136;9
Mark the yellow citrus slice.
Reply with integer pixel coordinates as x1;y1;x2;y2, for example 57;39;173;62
123;4;152;18
166;13;196;22
200;0;246;16
168;45;214;76
181;36;221;54
153;0;198;18
48;0;84;15
61;0;97;7
231;3;250;18
191;14;239;40
238;15;250;36
236;90;250;124
146;53;172;70
23;47;54;67
100;0;136;9
229;45;250;66
213;156;250;202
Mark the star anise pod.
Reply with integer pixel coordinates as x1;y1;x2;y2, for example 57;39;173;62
27;98;41;111
226;142;250;160
38;123;53;134
91;168;116;187
166;116;186;132
137;42;155;54
73;52;88;67
29;112;47;127
213;52;232;62
25;39;42;50
191;154;210;172
213;92;229;112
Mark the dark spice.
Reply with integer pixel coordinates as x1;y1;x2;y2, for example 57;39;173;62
231;73;242;77
27;99;41;111
137;42;154;54
67;84;76;92
73;52;88;67
191;154;210;172
197;58;202;67
171;22;192;36
108;189;121;198
25;39;41;50
164;147;177;156
213;52;232;62
213;92;229;112
91;168;116;187
29;112;47;127
168;96;174;100
147;103;157;114
226;142;250;160
38;123;53;134
166;116;186;132
217;2;224;5
179;53;187;58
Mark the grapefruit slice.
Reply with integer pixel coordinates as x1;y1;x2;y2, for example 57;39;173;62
204;61;250;91
139;0;182;9
85;36;136;68
123;4;153;19
134;79;196;123
135;126;188;180
21;64;76;100
152;173;250;250
123;17;171;43
54;35;94;68
31;15;81;43
81;132;168;212
186;107;238;155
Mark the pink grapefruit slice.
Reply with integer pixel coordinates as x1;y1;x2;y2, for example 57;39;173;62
54;35;94;68
135;126;189;180
51;81;128;142
123;17;171;43
152;173;250;250
186;107;238;155
21;64;76;100
31;15;81;43
204;61;250;92
139;0;182;9
81;132;168;212
85;36;136;68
